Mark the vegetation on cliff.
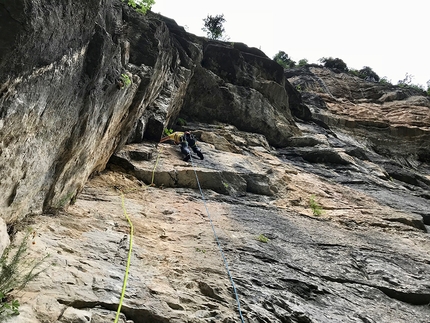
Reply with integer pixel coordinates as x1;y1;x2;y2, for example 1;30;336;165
274;51;429;94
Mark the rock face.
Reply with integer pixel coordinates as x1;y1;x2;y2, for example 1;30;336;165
1;0;144;222
8;126;430;323
1;1;430;323
285;66;430;161
0;1;299;224
180;42;300;147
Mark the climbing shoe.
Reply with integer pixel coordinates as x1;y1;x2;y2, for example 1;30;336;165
197;151;204;160
183;154;191;162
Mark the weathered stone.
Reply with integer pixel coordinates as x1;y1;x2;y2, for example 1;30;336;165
0;2;303;223
180;41;301;147
110;128;281;197
1;2;430;323
0;217;8;255
9;144;430;323
0;1;146;222
59;307;91;323
286;66;430;162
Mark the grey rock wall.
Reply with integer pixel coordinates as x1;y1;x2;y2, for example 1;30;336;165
181;41;301;147
286;66;430;162
0;1;300;224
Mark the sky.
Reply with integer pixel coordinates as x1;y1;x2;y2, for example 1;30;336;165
151;0;429;88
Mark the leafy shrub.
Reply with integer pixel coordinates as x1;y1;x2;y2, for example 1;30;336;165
176;118;187;127
273;51;296;69
298;58;308;67
319;57;348;72
348;69;360;77
309;195;323;216
397;73;426;93
122;0;155;14
0;231;47;318
397;72;413;87
120;73;131;88
349;66;380;82
163;128;173;136
359;66;380;82
256;234;269;243
379;77;392;85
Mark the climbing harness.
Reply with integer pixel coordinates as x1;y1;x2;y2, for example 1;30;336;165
114;192;134;323
190;157;246;323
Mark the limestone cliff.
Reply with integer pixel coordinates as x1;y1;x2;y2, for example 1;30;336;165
1;1;430;323
0;1;299;224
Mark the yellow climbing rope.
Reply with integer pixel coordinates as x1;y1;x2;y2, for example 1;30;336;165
113;146;161;321
114;192;134;323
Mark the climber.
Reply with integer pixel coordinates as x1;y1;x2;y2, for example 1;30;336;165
160;131;204;161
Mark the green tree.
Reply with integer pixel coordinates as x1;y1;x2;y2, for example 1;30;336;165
202;14;227;40
319;57;348;72
298;58;308;67
358;66;380;82
122;0;154;14
273;51;296;69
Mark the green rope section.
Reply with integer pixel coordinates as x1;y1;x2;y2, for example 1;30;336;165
114;192;134;323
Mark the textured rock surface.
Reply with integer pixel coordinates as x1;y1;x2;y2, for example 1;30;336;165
0;217;8;255
1;1;146;222
286;66;430;161
0;1;299;224
1;2;430;323
180;42;300;147
7;128;430;322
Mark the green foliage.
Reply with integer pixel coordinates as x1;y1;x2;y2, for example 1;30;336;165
309;195;323;216
163;128;173;136
57;191;75;209
358;66;380;82
120;73;131;88
298;58;308;67
256;234;269;243
273;51;296;69
349;66;380;82
379;77;392;85
1;231;47;319
202;14;227;40
122;0;155;14
0;293;19;317
176;118;187;127
319;57;348;72
348;68;360;77
397;72;413;87
397;73;426;92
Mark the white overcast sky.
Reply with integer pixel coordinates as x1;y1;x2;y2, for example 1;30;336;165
151;0;428;88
